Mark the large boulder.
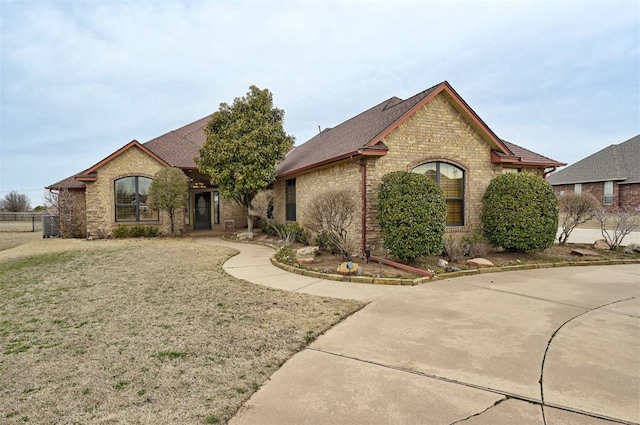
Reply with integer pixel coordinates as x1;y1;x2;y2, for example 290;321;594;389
296;246;319;257
593;239;609;250
466;258;495;267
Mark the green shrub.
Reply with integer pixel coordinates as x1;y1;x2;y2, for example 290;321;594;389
378;171;446;262
112;225;160;238
482;172;558;251
112;225;130;239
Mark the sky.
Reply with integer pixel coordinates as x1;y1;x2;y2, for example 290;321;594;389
1;0;638;207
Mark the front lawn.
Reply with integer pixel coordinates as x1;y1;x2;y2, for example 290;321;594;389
0;236;363;424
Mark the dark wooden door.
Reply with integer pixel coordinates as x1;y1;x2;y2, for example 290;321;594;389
194;192;212;230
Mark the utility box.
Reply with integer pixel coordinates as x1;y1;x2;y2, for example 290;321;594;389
42;215;59;238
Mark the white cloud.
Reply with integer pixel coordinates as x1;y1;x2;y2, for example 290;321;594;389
1;0;638;205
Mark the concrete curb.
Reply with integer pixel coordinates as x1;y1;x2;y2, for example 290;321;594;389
221;236;640;285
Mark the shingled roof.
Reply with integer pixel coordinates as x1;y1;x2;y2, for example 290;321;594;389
277;81;563;177
547;135;640;185
46;115;212;190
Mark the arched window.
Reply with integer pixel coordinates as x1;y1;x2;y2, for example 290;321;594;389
412;162;465;226
114;176;159;222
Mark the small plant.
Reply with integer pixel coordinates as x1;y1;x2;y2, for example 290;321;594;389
593;207;640;250
442;234;465;263
275;245;295;263
557;193;599;245
463;232;491;258
302;189;357;260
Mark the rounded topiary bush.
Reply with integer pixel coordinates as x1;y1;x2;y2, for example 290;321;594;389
378;171;446;262
482;172;558;251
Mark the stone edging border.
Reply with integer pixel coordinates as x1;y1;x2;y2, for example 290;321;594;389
220;237;640;286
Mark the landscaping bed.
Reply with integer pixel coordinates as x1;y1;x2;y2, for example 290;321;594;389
247;233;640;282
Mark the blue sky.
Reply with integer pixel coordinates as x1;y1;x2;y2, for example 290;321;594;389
1;0;638;206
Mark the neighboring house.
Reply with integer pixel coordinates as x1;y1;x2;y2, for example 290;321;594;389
46;116;246;237
47;80;564;245
272;81;565;254
547;135;640;210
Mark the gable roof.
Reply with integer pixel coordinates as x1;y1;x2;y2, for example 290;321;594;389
277;81;563;177
47;116;213;190
547;135;640;185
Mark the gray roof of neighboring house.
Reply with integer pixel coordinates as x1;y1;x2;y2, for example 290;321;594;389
546;135;640;186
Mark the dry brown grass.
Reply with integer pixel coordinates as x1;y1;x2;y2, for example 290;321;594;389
0;231;42;252
0;236;363;424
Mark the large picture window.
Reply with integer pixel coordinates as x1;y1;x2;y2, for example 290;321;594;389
412;162;465;226
114;176;159;222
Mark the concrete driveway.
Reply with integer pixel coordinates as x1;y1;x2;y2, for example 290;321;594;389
230;264;640;425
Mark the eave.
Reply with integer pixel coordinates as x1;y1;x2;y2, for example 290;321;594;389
277;148;387;179
74;140;172;183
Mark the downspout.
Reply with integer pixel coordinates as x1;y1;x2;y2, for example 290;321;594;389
543;166;557;178
349;155;367;255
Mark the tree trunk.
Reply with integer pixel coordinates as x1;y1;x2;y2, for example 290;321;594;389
247;214;254;234
169;209;175;235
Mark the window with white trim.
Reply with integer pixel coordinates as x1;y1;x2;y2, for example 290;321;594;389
574;183;582;194
603;181;613;205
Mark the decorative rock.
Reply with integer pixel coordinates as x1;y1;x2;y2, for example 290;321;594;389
624;242;640;254
445;266;461;272
296;246;319;257
437;259;449;267
593;239;609;250
337;261;360;275
236;232;254;241
297;257;315;265
466;258;494;267
571;248;599;257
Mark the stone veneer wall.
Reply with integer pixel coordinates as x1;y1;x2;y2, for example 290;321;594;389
84;146;175;237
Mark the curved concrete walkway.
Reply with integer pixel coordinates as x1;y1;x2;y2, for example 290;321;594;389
197;238;407;302
198;239;640;424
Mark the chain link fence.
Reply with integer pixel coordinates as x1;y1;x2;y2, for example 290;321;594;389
0;212;45;232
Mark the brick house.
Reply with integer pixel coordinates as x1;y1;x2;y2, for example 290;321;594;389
271;81;565;255
47;81;564;243
46;116;246;237
547;135;640;210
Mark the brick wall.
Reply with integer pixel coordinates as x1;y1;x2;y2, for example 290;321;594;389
619;184;640;210
274;92;548;256
552;181;628;209
84;146;176;237
365;92;505;250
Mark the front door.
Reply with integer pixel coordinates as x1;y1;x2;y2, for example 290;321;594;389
194;192;212;230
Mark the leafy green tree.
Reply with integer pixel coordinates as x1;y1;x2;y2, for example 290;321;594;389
147;167;189;235
482;172;558;251
378;171;446;262
196;86;294;235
